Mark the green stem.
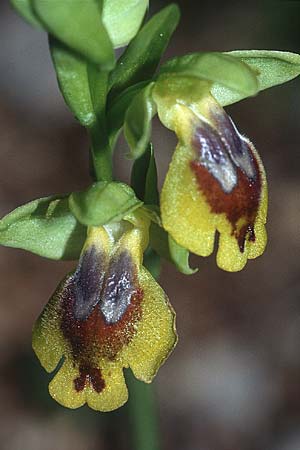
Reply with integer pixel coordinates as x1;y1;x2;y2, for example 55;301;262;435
89;124;113;182
127;371;161;450
87;65;112;182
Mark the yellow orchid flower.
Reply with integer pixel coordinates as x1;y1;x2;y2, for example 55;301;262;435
32;212;177;411
153;78;267;272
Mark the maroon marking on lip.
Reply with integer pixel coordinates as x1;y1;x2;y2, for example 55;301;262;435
190;145;262;253
59;272;143;392
61;287;143;360
74;365;105;393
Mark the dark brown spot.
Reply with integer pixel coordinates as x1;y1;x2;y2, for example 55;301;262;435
74;365;105;393
237;224;256;253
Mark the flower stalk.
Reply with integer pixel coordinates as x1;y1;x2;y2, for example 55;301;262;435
127;373;161;450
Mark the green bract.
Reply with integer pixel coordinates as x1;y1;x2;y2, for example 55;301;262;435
168;235;197;275
50;39;97;128
124;83;156;159
108;4;180;99
33;0;115;69
131;145;159;205
149;223;196;275
69;181;142;226
102;0;149;48
107;81;150;140
143;247;161;280
0;196;86;260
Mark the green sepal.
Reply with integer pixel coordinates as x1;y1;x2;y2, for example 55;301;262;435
143;246;161;280
131;144;159;205
102;0;149;48
214;50;300;105
0;196;86;260
10;0;44;28
32;0;115;69
149;223;197;275
158;52;259;99
69;181;143;226
124;83;156;159
108;4;180;100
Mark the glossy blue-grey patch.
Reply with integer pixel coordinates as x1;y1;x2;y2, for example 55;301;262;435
192;119;237;193
100;251;136;324
210;107;256;180
71;245;106;320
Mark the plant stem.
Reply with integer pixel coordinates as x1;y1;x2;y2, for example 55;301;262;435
126;371;161;450
89;124;113;182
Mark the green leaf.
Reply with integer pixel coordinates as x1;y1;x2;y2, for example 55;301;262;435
124;83;156;159
0;196;86;260
107;81;149;138
108;4;180;99
102;0;149;48
131;145;159;205
32;0;115;69
50;38;96;127
149;223;196;275
213;50;300;106
158;52;259;99
69;181;142;226
11;0;44;28
168;235;197;275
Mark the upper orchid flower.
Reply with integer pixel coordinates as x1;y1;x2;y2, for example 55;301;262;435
153;78;267;272
32;211;177;411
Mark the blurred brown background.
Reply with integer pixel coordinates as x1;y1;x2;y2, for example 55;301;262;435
1;1;300;449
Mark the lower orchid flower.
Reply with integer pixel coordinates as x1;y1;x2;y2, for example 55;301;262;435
32;212;177;411
153;78;268;272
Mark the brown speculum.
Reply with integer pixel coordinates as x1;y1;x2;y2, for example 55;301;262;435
59;245;143;393
190;107;262;252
